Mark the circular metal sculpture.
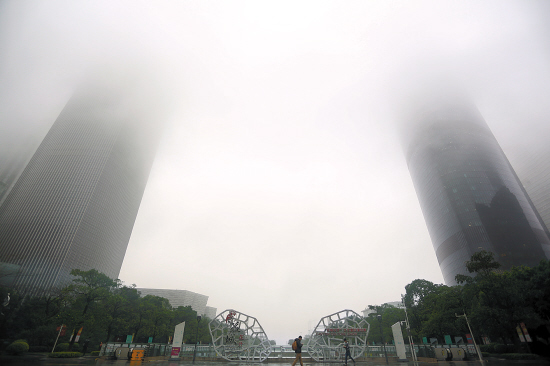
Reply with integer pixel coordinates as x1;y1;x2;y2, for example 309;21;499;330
209;309;272;362
308;309;370;362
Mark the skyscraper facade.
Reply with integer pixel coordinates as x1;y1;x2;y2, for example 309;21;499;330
0;87;161;295
405;104;550;285
507;139;550;232
0;131;43;207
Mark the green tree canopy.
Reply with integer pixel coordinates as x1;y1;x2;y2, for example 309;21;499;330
455;249;501;284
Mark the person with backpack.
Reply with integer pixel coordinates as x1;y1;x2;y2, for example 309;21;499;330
291;335;304;366
343;338;355;365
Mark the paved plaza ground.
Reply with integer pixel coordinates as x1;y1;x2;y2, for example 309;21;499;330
1;353;548;366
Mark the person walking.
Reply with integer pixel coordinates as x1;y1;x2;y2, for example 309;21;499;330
343;338;355;365
291;336;304;366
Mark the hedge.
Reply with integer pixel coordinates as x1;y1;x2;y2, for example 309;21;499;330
6;341;30;355
54;343;82;352
501;353;540;360
48;352;83;358
479;343;518;354
482;352;539;360
90;351;100;356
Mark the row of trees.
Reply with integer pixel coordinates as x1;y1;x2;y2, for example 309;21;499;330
2;252;549;354
366;251;550;353
0;269;212;351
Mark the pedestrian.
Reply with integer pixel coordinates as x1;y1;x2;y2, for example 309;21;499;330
343;338;355;365
82;339;90;355
291;335;304;366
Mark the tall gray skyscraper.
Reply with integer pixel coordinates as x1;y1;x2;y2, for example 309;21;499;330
0;86;162;295
507;139;550;233
0;129;44;207
405;102;550;285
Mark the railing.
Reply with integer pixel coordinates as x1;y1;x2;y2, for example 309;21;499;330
100;343;169;358
100;343;472;360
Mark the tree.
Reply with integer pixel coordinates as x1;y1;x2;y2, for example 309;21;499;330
419;285;466;339
403;279;441;340
453;252;543;345
365;304;405;344
61;269;117;350
455;249;501;284
462;268;541;344
97;284;140;343
139;295;172;342
521;260;550;322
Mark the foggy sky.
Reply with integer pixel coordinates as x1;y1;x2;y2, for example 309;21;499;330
1;0;549;344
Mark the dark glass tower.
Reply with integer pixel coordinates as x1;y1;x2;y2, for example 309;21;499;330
406;103;550;285
0;87;161;295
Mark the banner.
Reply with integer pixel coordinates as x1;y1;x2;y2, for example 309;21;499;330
520;323;532;342
74;327;83;343
170;322;185;359
172;322;186;347
516;326;526;342
56;324;67;337
69;329;75;342
391;322;407;361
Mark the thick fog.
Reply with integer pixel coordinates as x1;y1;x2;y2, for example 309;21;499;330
1;0;549;344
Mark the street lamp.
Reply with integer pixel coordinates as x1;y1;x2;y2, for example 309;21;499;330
456;312;483;364
377;314;389;365
192;315;202;363
401;295;418;365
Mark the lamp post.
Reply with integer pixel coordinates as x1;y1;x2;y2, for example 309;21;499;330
192;315;202;363
402;295;418;365
377;314;389;365
456;312;483;364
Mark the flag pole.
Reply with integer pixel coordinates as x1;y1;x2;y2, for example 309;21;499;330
51;325;64;353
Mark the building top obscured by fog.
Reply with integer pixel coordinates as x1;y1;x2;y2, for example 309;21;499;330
0;82;164;296
405;101;550;285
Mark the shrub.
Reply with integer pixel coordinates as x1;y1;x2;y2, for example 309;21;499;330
479;344;492;353
16;325;58;347
55;343;69;352
6;341;30;355
492;344;509;354
29;345;51;352
480;343;522;354
501;353;540;360
90;351;100;356
48;352;83;358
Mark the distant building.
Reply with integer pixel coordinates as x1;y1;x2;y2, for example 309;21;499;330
405;102;550;285
205;306;217;319
362;301;402;317
136;288;215;317
0;86;162;295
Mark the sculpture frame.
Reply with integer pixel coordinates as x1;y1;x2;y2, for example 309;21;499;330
209;309;272;362
308;309;369;362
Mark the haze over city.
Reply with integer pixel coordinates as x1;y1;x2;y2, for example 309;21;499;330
1;0;549;344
